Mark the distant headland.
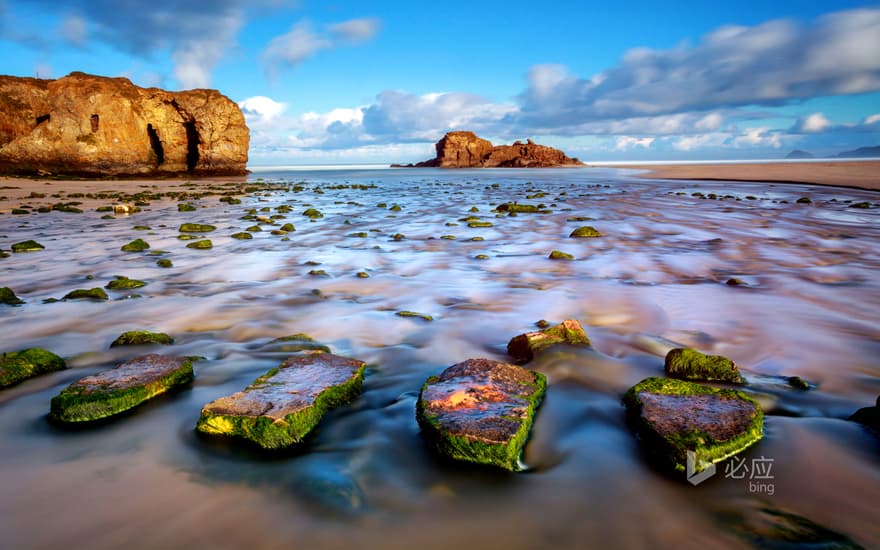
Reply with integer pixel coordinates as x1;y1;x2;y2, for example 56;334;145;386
394;131;583;168
0;72;249;177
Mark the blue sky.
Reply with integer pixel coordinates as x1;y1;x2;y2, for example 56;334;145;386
1;1;879;164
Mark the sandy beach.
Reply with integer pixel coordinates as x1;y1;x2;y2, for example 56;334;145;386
601;160;880;191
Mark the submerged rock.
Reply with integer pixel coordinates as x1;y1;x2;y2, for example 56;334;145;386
507;319;590;363
11;240;44;252
569;226;602;238
121;238;150;252
496;202;541;213
62;287;109;301
110;330;174;347
0;348;66;388
105;276;147;291
196;353;366;449
0;286;24;305
186;239;213;249
396;310;434;322
179;223;217;233
156;258;173;268
263;334;331;354
416;358;547;471
665;348;745;384
549;250;574;260
849;395;880;434
231;232;253;240
724;505;864;549
623;377;763;474
50;354;193;422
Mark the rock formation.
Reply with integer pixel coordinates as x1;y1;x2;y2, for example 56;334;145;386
408;131;583;168
0;72;248;177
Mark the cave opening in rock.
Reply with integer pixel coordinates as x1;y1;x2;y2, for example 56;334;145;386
146;123;164;165
184;121;200;172
35;114;50;126
90;114;99;133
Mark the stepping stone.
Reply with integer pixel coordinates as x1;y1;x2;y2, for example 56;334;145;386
50;354;194;423
1;348;66;388
196;353;365;449
507;319;590;363
624;377;763;475
416;358;547;471
665;347;745;384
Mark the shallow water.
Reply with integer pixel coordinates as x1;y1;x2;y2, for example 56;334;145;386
1;167;879;548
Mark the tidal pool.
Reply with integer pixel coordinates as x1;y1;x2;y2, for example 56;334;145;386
1;167;878;548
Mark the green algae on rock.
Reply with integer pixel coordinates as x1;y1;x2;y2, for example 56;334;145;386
121;238;150;252
396;310;433;322
105;276;147;291
496;202;541;213
549;250;574;260
186;239;213;249
196;353;366;449
623;377;763;475
0;348;66;388
356;271;370;278
231;232;253;240
665;348;745;384
178;203;197;212
507;319;590;364
569;226;602;238
416;358;546;471
110;330;174;347
0;286;24;305
264;333;331;354
49;354;193;423
11;240;44;252
302;208;324;219
179;223;217;233
467;221;493;228
62;287;109;301
156;258;173;268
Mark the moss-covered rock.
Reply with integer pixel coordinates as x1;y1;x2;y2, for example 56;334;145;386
569;226;602;238
110;330;174;347
186;239;213;249
63;288;109;301
263;333;331;354
796;197;812;204
0;348;66;388
178;203;197;212
396;310;433;322
279;223;295;232
11;240;44;252
507;319;590;363
231;232;253;240
416;358;546;471
665;348;745;384
303;208;323;219
468;221;493;228
623;377;763;474
179;223;217;233
0;286;25;305
105;276;147;291
356;271;370;278
156;258;173;268
849;202;871;209
121;238;150;252
496;202;540;213
49;354;193;423
196;353;366;449
549;250;574;260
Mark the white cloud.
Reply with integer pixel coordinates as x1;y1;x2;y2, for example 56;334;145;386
673;133;729;151
732;127;783;149
864;113;880;125
61;14;88;46
615;136;654;150
263;17;381;75
329;17;380;43
239;96;288;125
793;113;832;133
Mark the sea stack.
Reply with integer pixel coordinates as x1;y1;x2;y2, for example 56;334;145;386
409;131;583;168
0;72;249;177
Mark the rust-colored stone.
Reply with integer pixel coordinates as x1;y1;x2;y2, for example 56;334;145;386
414;131;582;168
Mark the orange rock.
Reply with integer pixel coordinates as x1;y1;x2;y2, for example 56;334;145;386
414;131;582;168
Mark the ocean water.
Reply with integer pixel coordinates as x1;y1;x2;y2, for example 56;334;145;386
1;167;878;548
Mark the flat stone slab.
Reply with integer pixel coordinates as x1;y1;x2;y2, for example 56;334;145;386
665;347;745;384
0;348;66;388
624;377;763;474
507;319;590;363
196;353;365;449
50;354;193;423
416;358;547;471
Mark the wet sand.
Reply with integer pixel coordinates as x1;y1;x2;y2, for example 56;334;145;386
601;161;880;191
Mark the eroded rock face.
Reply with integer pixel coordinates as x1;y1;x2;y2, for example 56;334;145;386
0;72;248;176
507;319;591;364
414;131;583;168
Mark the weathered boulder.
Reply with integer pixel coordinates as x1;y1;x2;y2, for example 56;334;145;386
50;354;193;422
110;330;174;347
507;319;591;364
416;358;546;471
665;348;745;384
0;348;66;388
413;131;583;168
196;353;365;449
0;286;24;305
624;377;763;474
262;334;331;354
0;72;248;177
849;395;880;434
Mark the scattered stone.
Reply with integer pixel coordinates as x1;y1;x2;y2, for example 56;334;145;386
62;288;109;301
623;377;763;474
468;221;493;228
416;358;547;471
356;271;370;278
186;239;213;249
179;223;217;233
264;333;331;354
114;204;136;214
0;348;66;388
0;286;25;305
156;259;173;268
535;319;550;329
496;202;540;213
231;232;253;239
50;354;193;423
787;376;811;390
391;233;405;241
121;238;150;252
303;208;323;218
726;505;864;549
196;353;366;449
396;310;433;322
389;204;402;212
348;232;368;238
796;197;812;204
132;225;151;231
110;330;174;347
279;223;295;232
549;250;574;260
308;269;329;277
567;216;593;222
440;235;456;240
848;202;871;209
178;203;197;212
665;348;745;384
726;278;746;286
569;226;602;238
507;319;590;363
105;276;147;291
474;254;489;260
11;240;44;252
177;234;198;241
849;395;879;434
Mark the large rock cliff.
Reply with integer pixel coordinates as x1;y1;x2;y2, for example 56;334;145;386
413;131;583;168
0;72;249;177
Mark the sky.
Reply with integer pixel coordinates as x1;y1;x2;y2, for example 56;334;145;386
1;0;879;164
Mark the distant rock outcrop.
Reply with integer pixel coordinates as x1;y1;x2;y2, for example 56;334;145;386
785;149;814;159
407;131;583;168
0;72;249;177
836;145;880;159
